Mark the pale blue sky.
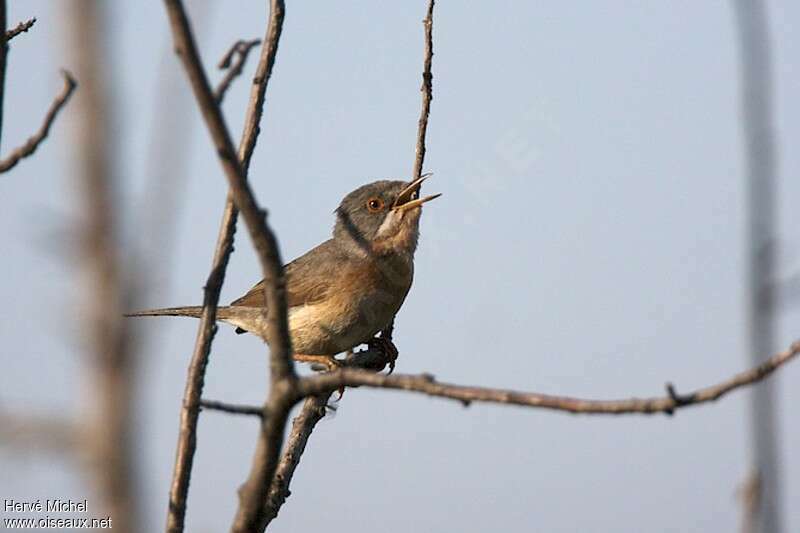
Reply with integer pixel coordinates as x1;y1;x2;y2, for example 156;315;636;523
1;2;799;532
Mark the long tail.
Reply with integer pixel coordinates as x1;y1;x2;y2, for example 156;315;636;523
124;306;215;319
125;305;261;336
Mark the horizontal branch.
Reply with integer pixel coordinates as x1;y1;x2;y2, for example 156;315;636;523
5;17;35;41
200;399;265;418
298;340;800;414
0;70;76;173
208;340;800;419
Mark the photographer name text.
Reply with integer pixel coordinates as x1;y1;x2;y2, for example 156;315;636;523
4;499;88;513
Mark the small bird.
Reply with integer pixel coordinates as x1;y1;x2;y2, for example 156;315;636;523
127;177;440;371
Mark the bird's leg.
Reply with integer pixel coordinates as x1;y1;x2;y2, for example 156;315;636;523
369;325;399;374
293;354;341;372
293;354;346;400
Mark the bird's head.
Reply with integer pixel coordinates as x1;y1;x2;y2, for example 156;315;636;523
333;175;440;256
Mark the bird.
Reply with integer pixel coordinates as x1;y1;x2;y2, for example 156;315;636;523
127;176;440;372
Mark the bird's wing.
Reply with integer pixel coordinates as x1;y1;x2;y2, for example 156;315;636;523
230;239;340;309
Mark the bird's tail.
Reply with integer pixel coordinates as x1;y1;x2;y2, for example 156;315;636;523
125;306;232;319
125;305;260;336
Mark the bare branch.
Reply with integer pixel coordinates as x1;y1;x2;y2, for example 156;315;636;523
411;0;434;181
262;395;329;527
215;38;261;104
5;17;35;41
199;340;800;419
295;340;800;415
0;1;7;148
200;399;265;418
189;338;800;529
0;70;77;173
161;0;293;531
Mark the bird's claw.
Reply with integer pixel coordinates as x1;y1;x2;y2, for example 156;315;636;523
368;335;399;374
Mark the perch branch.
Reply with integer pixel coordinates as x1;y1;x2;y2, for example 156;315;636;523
0;70;76;173
161;0;293;532
215;38;261;104
5;17;35;41
210;340;800;419
298;340;800;414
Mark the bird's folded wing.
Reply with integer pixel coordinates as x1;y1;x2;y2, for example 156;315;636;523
230;239;339;309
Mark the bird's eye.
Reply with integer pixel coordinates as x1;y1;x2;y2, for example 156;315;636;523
366;197;385;212
410;190;419;201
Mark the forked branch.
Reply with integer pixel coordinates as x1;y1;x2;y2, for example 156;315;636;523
215;38;262;104
0;70;76;173
161;1;293;532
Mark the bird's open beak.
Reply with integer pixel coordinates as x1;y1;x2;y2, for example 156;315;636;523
393;173;441;212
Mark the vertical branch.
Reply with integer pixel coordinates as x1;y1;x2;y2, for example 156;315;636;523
0;0;7;148
731;2;783;533
411;0;434;181
382;0;435;345
64;1;138;531
161;0;293;531
261;395;330;528
262;3;438;527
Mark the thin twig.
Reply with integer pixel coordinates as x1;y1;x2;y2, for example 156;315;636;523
5;17;35;41
411;0;434;181
296;340;800;414
161;1;293;532
377;0;436;373
1;1;9;149
215;38;261;104
0;70;77;173
262;395;329;527
200;399;265;418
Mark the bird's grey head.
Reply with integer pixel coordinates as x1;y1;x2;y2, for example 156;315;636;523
333;176;440;257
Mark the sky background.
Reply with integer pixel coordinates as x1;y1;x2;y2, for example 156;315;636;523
1;1;799;532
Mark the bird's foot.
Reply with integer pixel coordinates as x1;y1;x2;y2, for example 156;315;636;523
294;354;342;373
293;354;346;400
368;335;399;374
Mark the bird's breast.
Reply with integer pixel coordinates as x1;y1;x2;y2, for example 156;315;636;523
288;254;413;355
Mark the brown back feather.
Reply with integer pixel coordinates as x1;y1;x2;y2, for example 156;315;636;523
230;239;341;309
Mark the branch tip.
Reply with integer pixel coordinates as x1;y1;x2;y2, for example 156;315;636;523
5;18;37;41
0;69;78;173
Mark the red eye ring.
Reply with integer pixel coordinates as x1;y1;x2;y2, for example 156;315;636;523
366;197;384;212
